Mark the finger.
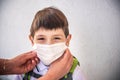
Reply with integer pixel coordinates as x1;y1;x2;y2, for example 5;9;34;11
64;49;73;70
69;54;73;67
26;60;36;72
67;49;73;64
23;51;37;61
26;59;32;65
67;49;73;66
63;48;71;61
35;57;40;64
25;56;40;72
23;60;32;73
31;59;37;66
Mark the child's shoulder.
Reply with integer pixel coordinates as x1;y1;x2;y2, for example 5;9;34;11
73;65;85;80
72;57;85;80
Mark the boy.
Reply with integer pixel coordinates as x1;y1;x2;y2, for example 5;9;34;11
15;7;85;80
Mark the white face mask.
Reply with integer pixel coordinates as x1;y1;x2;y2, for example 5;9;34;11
32;42;67;65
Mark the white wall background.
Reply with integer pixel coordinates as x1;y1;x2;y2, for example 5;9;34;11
0;0;120;80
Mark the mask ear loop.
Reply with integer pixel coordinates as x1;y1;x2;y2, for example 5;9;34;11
66;43;69;47
65;39;69;47
66;34;72;47
66;36;69;47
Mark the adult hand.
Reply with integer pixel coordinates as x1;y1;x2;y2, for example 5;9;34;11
3;51;39;74
38;48;73;80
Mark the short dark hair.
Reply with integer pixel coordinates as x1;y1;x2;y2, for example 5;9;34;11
30;7;69;38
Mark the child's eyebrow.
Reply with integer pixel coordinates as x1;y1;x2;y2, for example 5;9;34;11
36;35;45;37
36;34;64;37
53;34;64;37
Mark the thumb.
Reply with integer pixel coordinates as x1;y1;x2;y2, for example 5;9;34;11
23;51;37;61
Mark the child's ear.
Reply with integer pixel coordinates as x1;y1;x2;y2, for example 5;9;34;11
66;34;72;46
29;35;34;45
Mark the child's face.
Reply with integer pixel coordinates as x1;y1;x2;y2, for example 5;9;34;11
29;28;71;46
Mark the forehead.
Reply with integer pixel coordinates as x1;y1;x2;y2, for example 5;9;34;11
35;28;65;36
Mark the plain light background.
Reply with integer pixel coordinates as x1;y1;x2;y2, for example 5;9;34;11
0;0;120;80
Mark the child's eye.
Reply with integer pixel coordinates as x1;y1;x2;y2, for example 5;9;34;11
37;38;45;40
54;37;61;40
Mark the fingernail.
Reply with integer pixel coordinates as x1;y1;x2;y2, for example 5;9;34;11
32;60;35;63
